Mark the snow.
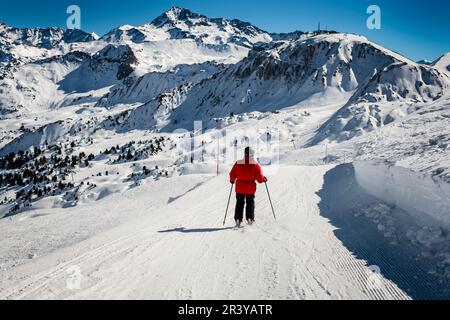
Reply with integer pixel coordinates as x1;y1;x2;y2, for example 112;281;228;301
433;53;450;75
95;62;223;109
159;32;447;134
0;165;414;300
353;96;450;181
130;40;248;74
1;93;449;298
311;64;449;144
102;7;273;48
355;160;450;227
0;174;211;271
1;7;450;300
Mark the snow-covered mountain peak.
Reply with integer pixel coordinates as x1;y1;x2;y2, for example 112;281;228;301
0;23;97;50
433;53;450;74
102;7;272;47
151;7;201;27
294;32;417;65
232;32;402;85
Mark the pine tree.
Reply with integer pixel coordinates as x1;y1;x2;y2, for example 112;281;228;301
126;149;133;161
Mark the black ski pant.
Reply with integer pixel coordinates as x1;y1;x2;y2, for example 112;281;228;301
235;193;255;222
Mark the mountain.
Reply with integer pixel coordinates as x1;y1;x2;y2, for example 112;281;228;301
1;7;448;139
417;59;432;65
1;7;271;116
59;44;138;93
0;49;93;115
95;61;224;109
0;22;104;115
99;82;195;132
0;23;96;49
142;33;448;135
432;53;450;74
311;62;449;143
102;7;272;47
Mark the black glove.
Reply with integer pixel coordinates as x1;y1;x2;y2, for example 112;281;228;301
263;177;268;182
230;180;235;185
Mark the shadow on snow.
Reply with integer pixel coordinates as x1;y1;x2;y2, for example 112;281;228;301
317;163;450;300
158;227;234;234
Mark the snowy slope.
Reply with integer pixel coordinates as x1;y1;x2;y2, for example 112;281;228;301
0;166;410;299
95;62;224;109
59;44;138;93
2;164;450;299
310;61;450;144
0;22;107;115
0;118;97;157
0;8;266;117
160;33;420;130
353;95;450;182
1;92;449;299
0;51;92;114
0;23;96;49
99;83;194;132
433;53;450;75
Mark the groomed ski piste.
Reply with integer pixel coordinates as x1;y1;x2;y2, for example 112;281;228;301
0;164;418;300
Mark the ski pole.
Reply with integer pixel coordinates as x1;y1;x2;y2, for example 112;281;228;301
223;183;234;226
265;182;277;221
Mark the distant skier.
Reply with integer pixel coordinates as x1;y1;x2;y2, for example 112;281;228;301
229;147;267;227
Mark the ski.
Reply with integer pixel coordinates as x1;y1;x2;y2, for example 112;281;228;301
232;220;255;230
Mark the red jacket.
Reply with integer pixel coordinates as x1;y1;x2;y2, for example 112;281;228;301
230;157;265;195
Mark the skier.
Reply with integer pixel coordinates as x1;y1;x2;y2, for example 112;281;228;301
229;147;267;227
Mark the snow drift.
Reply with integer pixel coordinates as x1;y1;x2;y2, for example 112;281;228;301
355;161;450;227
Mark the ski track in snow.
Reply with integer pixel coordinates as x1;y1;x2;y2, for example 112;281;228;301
0;165;415;300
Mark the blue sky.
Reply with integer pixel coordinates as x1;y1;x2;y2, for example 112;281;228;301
1;0;448;61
